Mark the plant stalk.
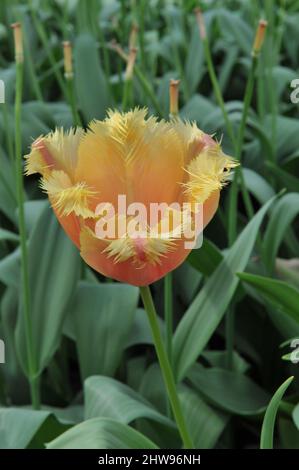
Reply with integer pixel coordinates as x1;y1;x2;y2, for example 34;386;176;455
140;286;193;449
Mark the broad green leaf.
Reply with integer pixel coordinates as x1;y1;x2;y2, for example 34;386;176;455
238;273;299;325
0;248;20;288
188;239;223;276
139;363;167;416
279;418;299;449
173;197;275;380
189;364;270;416
263;193;299;272
276;258;299;291
0;228;19;243
0;408;64;449
180;385;229;449
126;309;154;347
266;115;299;158
23;200;48;234
74;33;110;122
218;9;253;55
292;403;299;430
0;150;17;224
180;94;216;126
16;206;80;375
84;376;174;430
46;418;158;449
71;281;138;379
260;376;294;449
242;168;275;204
266;162;299;192
202;350;249;373
184;20;204;93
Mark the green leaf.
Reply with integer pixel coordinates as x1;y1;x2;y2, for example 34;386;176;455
238;273;299;325
218;9;253;55
276;258;299;291
126;309;155;347
279;418;299;449
292;403;299;430
16;206;80;376
173;197;275;380
266;162;299;192
242;168;275;204
263;193;299;272
0;228;19;243
202;350;249;373
0;408;62;449
84;376;174;430
260;376;294;449
46;418;158;449
74;33;110;122
189;364;270;416
0;150;17;224
180;94;216;126
180;385;229;448
23;200;48;234
188;238;223;276
0;248;20;288
184;20;204;93
70;282;138;380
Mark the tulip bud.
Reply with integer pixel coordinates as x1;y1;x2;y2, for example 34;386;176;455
194;7;206;40
11;22;23;64
63;41;73;79
169;79;180;117
252;19;268;57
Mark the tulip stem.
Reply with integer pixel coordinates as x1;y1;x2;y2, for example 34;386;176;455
66;77;82;127
15;59;40;410
140;286;193;449
164;272;173;367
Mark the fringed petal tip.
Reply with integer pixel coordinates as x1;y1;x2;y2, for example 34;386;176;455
183;146;239;204
40;170;96;218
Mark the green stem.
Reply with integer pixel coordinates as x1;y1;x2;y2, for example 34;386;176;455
164;272;173;366
15;60;40;410
203;37;236;148
164;272;173;418
29;0;67;96
3;103;14;163
134;65;163;116
122;78;133;112
66;77;82;127
140;286;193;449
228;56;257;245
203;35;255;233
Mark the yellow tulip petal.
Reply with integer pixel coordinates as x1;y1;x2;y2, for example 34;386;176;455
40;170;96;218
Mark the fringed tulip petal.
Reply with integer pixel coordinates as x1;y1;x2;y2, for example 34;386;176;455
40;170;96;218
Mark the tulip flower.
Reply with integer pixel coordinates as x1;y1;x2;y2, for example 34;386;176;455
25;108;236;286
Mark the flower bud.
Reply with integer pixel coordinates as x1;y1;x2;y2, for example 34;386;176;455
11;22;23;64
63;41;73;79
169;79;180;116
252;20;268;57
194;8;206;40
